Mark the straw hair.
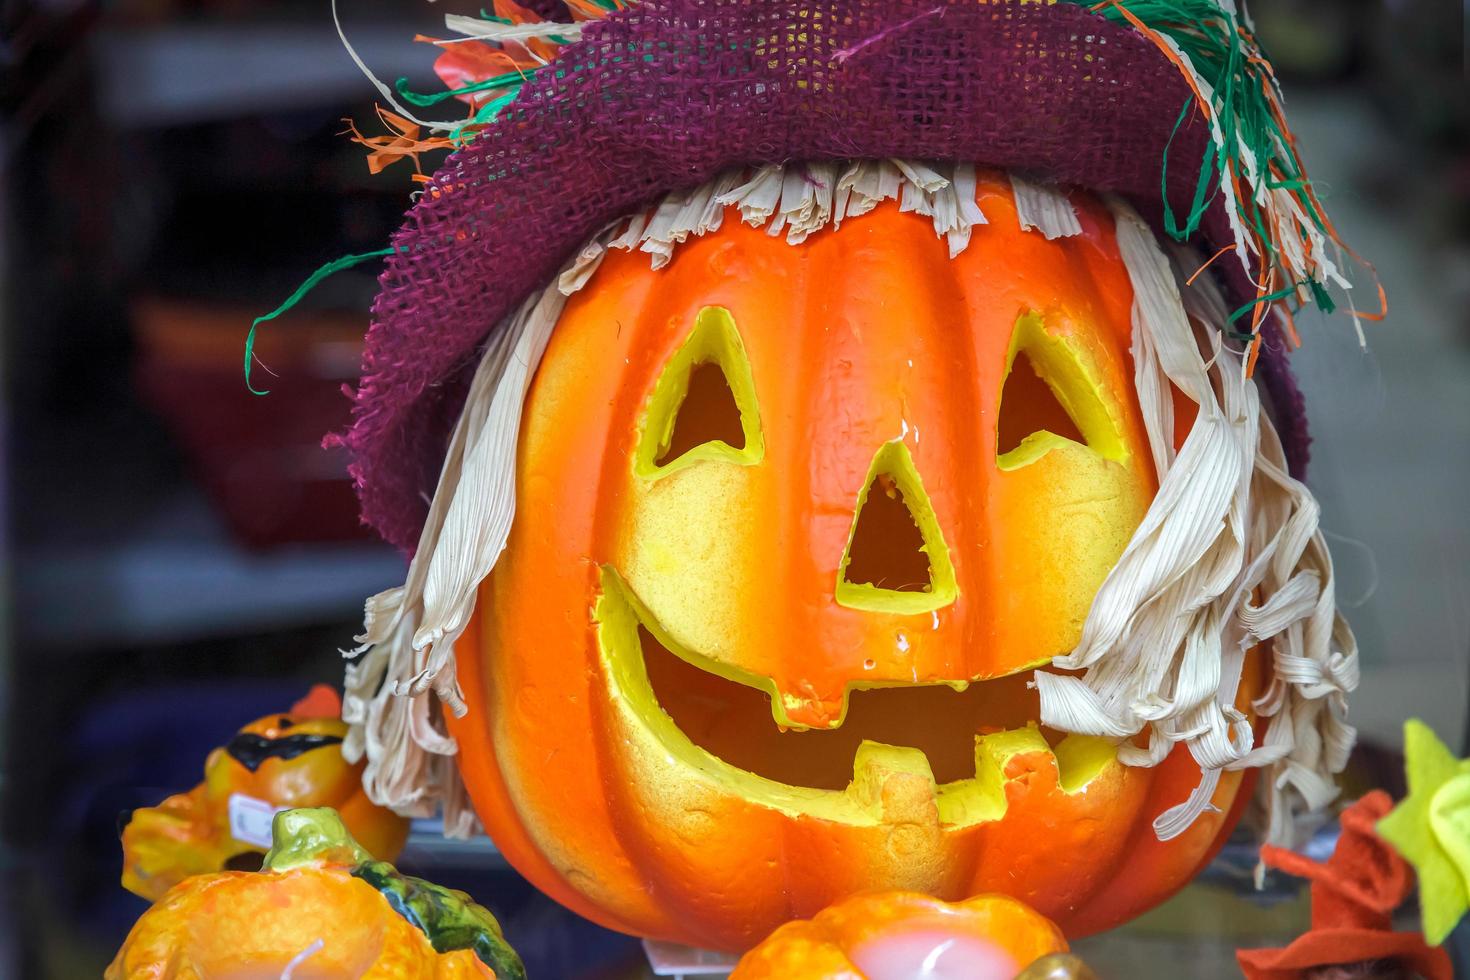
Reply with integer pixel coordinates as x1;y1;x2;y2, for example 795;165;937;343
344;164;1356;846
1036;199;1356;846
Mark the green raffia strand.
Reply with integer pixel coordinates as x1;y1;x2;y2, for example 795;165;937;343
1307;277;1336;314
1227;280;1308;326
395;0;634;126
1065;0;1334;314
394;72;527;108
245;247;397;395
452;88;521;144
1228;278;1332;328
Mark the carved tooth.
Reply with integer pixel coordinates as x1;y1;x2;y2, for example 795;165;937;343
974;724;1055;781
987;726;1055;793
846;741;939;821
772;689;844;731
1053;733;1120;793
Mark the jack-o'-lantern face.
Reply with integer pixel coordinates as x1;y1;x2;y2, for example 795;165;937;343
449;173;1258;951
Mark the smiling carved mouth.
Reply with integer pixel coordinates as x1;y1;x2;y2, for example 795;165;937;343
595;567;1120;826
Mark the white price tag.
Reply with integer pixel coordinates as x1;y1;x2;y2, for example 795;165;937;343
227;793;283;849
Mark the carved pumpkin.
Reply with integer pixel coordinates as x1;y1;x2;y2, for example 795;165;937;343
448;176;1260;949
122;687;409;902
729;891;1068;980
108;808;524;980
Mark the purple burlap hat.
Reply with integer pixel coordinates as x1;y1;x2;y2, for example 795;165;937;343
342;0;1333;554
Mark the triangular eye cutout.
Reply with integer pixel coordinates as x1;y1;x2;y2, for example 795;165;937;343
636;306;763;478
996;347;1086;456
837;441;957;615
656;361;745;466
995;312;1126;470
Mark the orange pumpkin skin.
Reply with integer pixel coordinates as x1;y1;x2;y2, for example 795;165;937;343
109;869;492;980
449;174;1259;949
730;891;1067;979
108;809;518;980
122;695;409;902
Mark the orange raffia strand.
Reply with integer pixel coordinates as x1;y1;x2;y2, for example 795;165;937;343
494;0;541;21
1091;1;1212;116
1228;163;1268;291
474;1;556;63
1246;331;1263;374
1228;159;1278;380
566;0;622;19
528;36;560;62
1188;244;1234;286
1280;303;1301;349
1253;266;1276;334
1093;1;1384;339
345;107;465;175
498;1;572;59
429;38;535;77
1258;74;1344;250
1256;76;1389;323
426;36;542;106
1243;265;1276;375
1089;0;1290;378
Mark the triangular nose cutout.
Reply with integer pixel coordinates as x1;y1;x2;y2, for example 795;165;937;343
844;475;929;592
837;441;958;615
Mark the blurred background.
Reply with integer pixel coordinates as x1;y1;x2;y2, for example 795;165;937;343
1;0;1467;976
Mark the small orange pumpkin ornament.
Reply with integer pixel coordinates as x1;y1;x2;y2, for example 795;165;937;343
448;179;1261;949
730;891;1069;980
121;686;409;901
108;807;524;980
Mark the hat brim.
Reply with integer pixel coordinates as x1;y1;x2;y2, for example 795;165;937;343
348;0;1306;551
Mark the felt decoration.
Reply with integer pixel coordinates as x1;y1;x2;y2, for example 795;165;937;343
728;891;1068;980
108;808;524;980
1378;720;1470;945
121;686;409;902
1237;790;1451;980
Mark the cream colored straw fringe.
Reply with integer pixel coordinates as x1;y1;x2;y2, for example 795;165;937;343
1033;200;1356;850
346;166;1354;850
343;284;567;836
1009;173;1082;239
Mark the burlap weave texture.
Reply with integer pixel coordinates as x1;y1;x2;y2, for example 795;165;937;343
348;0;1307;552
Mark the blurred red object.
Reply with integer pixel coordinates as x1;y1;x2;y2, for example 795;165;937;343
1236;791;1451;980
133;297;371;548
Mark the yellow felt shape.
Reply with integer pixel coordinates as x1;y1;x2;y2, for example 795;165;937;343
1377;719;1470;945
